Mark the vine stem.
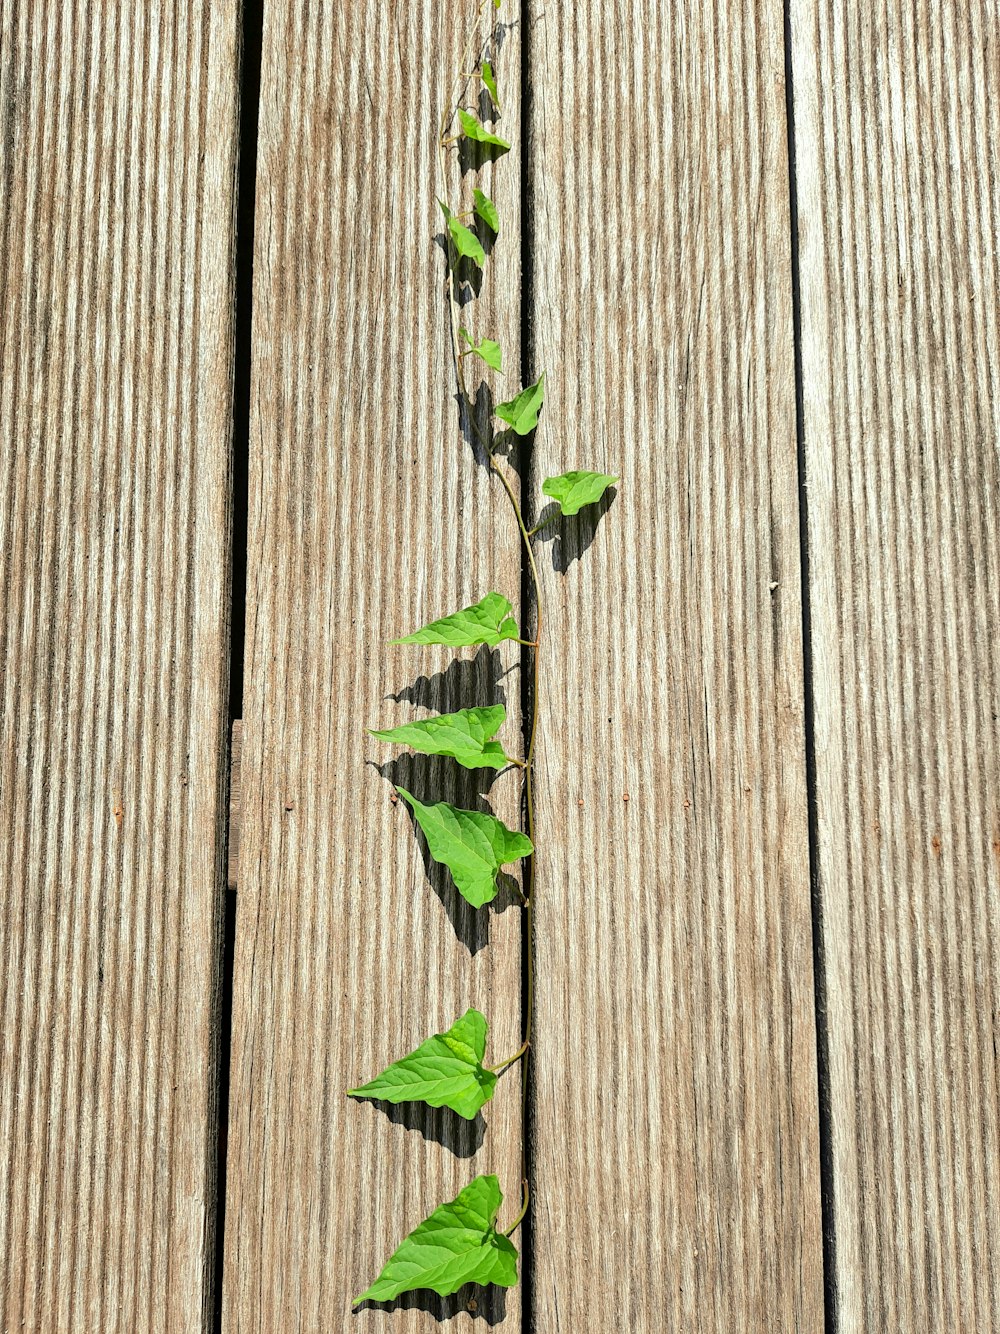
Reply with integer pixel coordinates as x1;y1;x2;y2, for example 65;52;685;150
485;1034;530;1075
438;2;539;1240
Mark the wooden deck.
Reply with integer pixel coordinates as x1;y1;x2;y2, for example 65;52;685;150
1;1;997;1330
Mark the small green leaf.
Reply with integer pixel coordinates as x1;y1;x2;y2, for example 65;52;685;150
369;705;510;770
392;592;520;647
395;789;532;908
473;188;499;233
347;1009;497;1119
439;199;485;267
459;326;503;372
495;373;546;435
354;1174;518;1306
481;60;500;111
541;469;619;516
458;108;511;152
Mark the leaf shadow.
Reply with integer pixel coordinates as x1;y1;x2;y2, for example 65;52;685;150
354;1283;508;1324
533;487;618;573
432;231;484;305
384;646;506;712
370;752;521;956
476;86;497;123
347;1098;486;1159
475;215;498;263
453;381;497;474
458;138;512;176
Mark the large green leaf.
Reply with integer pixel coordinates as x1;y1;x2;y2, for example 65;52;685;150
395;789;532;908
459;326;503;372
369;706;510;770
347;1009;497;1119
439;200;485;267
458;109;511;152
495;373;545;435
473;188;499;233
481;60;500;111
392;592;519;647
354;1174;518;1305
541;469;618;516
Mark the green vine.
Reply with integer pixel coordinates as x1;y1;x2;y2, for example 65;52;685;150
348;0;617;1308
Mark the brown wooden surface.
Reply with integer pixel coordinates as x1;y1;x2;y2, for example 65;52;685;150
0;2;238;1329
525;1;825;1329
222;2;525;1327
4;1;1000;1328
792;1;1000;1328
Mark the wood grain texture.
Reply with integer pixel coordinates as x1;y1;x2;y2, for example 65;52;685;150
792;2;1000;1328
222;3;524;1327
0;2;238;1329
526;2;824;1329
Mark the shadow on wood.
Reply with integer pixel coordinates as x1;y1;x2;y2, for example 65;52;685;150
347;1097;487;1159
384;646;508;714
533;485;618;572
433;230;485;305
354;1283;509;1324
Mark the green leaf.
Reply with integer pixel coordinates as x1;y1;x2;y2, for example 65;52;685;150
369;705;510;770
458;108;511;152
495;373;546;435
392;592;520;647
541;469;619;516
481;60;500;111
473;188;499;233
347;1009;497;1119
459;326;503;372
439;200;485;267
354;1174;518;1306
395;789;532;908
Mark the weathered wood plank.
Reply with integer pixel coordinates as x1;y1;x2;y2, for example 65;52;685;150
526;2;824;1329
792;2;1000;1327
223;3;523;1327
0;2;238;1329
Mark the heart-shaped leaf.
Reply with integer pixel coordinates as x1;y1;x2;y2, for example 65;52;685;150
347;1009;497;1119
395;789;532;907
495;373;545;435
369;706;510;770
541;469;618;516
354;1174;518;1305
458;108;511;152
459;326;503;372
473;188;499;233
481;60;500;111
392;592;520;647
439;200;485;267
